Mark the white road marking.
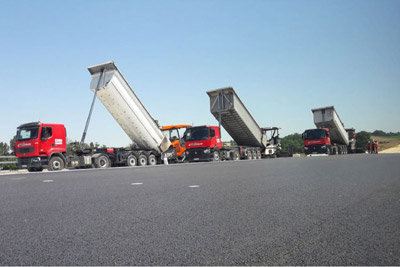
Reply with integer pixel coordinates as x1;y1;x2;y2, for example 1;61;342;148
42;180;54;183
188;185;200;188
131;183;143;185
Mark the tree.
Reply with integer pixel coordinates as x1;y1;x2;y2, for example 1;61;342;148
0;142;10;156
9;135;16;155
371;130;386;136
355;131;370;150
280;133;304;153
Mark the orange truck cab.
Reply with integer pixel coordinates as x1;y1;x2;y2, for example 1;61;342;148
15;122;67;171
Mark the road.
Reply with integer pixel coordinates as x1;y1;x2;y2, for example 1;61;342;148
0;154;399;265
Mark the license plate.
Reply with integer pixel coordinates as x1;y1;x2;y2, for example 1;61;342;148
22;165;27;168
194;158;199;161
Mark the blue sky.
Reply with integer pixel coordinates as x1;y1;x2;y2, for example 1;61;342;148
1;0;399;147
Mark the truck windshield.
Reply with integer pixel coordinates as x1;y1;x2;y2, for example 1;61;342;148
183;127;209;141
16;127;40;141
303;129;326;140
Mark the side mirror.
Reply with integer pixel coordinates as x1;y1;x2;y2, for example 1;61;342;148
301;133;305;140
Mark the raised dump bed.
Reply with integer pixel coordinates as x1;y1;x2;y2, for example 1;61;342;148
88;61;170;154
207;87;267;148
312;106;349;146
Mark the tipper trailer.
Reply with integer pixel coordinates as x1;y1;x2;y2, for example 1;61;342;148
15;62;173;171
184;87;281;162
302;106;356;155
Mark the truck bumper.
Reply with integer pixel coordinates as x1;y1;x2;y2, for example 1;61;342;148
304;145;328;155
186;148;213;162
18;157;48;169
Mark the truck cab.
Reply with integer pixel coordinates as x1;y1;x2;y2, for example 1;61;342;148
302;128;331;155
183;126;222;161
15;122;67;171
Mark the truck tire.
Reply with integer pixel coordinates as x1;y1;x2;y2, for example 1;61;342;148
252;150;257;160
138;154;147;166
247;150;253;160
126;155;137;167
212;150;220;161
231;150;240;161
48;156;65;171
148;154;157;165
257;150;262;159
94;155;110;168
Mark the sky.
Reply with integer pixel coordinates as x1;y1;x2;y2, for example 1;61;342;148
1;0;399;147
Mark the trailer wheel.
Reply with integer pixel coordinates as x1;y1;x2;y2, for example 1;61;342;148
138;154;147;166
257;150;262;159
231;150;240;161
94;155;110;168
48;156;65;171
148;154;157;165
252;151;257;160
213;150;220;161
247;150;253;160
126;155;137;167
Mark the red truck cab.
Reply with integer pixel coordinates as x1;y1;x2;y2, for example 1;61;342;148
183;126;222;161
15;122;67;171
302;128;331;155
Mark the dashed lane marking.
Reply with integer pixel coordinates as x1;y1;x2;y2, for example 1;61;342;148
131;183;143;185
188;185;200;188
42;180;54;183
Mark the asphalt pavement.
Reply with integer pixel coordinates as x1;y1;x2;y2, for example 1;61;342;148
0;154;399;265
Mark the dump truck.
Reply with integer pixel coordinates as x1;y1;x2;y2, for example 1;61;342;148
302;106;356;155
184;87;280;162
15;62;172;171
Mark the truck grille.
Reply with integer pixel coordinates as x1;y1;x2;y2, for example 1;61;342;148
16;147;34;154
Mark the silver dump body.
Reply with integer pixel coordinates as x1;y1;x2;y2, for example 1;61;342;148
207;87;267;148
312;106;349;146
88;61;170;154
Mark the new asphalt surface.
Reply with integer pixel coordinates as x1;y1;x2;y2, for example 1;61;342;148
0;154;399;265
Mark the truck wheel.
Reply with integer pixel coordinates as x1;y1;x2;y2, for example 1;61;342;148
126;155;137;167
213;151;220;161
257;150;262;159
94;155;110;168
231;151;240;161
138;154;147;166
247;151;253;160
252;151;257;160
48;156;65;171
148;154;157;165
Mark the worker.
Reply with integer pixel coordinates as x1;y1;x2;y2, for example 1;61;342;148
367;140;371;154
374;140;379;154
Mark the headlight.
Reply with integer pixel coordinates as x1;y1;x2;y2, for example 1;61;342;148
304;147;308;150
204;148;210;153
321;145;326;149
